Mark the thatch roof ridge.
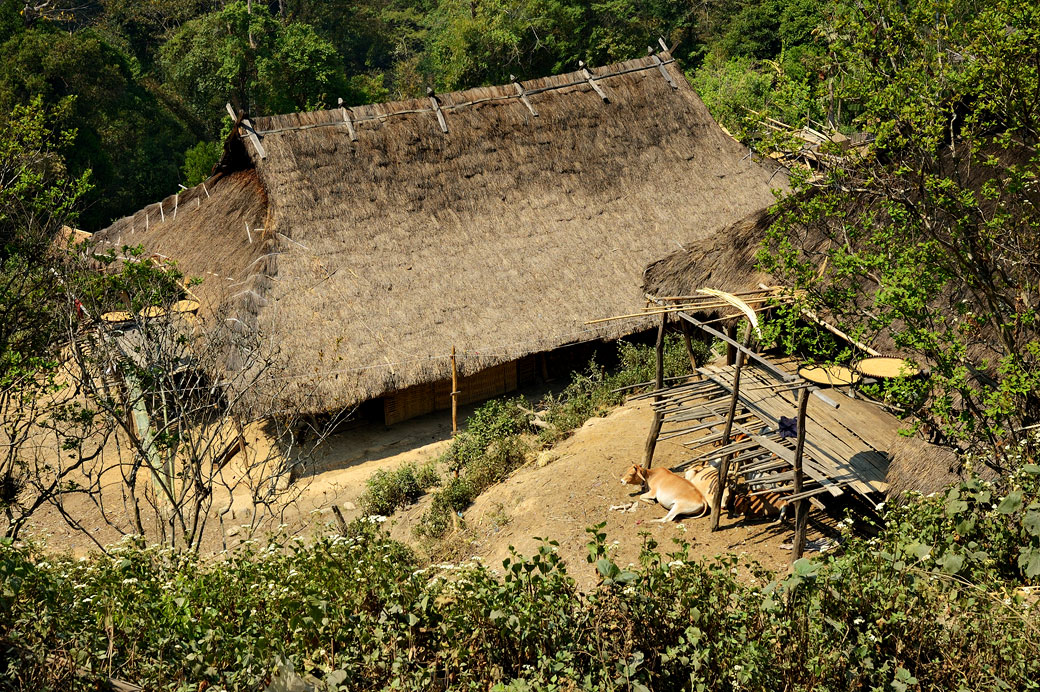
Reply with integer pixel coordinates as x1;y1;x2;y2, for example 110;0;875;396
249;55;675;135
93;168;272;315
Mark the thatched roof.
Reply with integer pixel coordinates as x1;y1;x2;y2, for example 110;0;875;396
642;207;778;305
95;53;786;416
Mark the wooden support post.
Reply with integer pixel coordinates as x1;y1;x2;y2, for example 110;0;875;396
792;387;810;562
648;47;677;88
711;328;754;531
427;88;448;133
511;75;538;117
642;312;667;468
679;318;698;371
579;61;610;103
158;202;165;223
337;98;359;141
451;345;459;478
726;323;738;365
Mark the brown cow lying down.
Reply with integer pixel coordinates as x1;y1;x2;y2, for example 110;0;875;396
620;465;707;522
684;465;730;517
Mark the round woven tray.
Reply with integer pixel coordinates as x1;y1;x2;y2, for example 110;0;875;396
798;364;861;386
100;311;133;323
856;356;921;378
139;306;166;319
171;299;200;314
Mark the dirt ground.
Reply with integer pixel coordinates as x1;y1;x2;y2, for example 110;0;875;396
23;389;837;589
383;401;836;589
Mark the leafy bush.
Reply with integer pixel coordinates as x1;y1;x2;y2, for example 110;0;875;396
360;461;439;516
4;460;1039;692
541;335;706;441
410;397;534;537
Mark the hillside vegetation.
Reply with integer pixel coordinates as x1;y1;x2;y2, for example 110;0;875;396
3;454;1039;689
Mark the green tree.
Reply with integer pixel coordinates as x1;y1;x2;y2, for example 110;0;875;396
159;1;347;131
760;0;1040;460
0;27;195;229
0;97;95;538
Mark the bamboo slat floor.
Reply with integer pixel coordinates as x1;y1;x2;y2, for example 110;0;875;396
648;359;897;504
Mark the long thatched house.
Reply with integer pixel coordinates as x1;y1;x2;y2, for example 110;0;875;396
95;51;786;424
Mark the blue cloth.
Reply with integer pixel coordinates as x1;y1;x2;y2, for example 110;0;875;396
779;416;799;439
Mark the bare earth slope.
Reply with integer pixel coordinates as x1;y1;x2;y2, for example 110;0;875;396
386;400;813;589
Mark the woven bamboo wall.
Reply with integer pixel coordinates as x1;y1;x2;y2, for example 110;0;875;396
383;361;519;426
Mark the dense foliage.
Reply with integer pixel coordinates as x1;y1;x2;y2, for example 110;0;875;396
760;0;1040;463
3;449;1039;690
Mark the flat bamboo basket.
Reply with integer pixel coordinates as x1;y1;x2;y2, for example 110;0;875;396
798;364;861;387
171;299;201;314
856;356;920;378
100;311;133;324
139;306;166;319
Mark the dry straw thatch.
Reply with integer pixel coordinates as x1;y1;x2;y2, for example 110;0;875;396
95;53;786;416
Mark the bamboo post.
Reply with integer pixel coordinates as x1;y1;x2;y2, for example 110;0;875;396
679;318;698;371
711;328;754;531
792;387;810;562
642;312;668;468
451;345;459;479
726;323;738;365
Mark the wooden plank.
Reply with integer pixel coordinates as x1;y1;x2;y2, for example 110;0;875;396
649;49;678;88
337;98;358;141
511;75;538;116
753;434;841;497
658;412;755;441
240;118;266;159
579;61;610;102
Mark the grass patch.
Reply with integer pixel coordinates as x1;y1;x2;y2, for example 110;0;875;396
359;461;439;516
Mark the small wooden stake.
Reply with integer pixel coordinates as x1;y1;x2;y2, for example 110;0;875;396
711;328;754;531
679;318;698;371
648;47;677;89
451;345;459;478
337;97;358;141
579;61;610;103
511;75;538;117
428;88;448;134
792;387;810;562
726;323;738;365
643;312;667;468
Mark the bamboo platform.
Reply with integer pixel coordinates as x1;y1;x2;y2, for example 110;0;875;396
646;362;892;504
